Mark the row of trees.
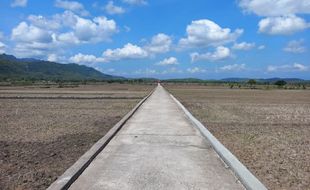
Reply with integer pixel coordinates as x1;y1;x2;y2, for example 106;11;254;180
247;79;287;87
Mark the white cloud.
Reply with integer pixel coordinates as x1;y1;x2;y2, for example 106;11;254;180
232;42;255;50
156;57;179;66
258;45;265;50
69;53;105;64
53;11;118;43
145;33;172;54
104;1;125;15
239;0;310;17
13;42;55;57
10;11;118;58
11;21;57;57
72;16;117;43
179;19;243;48
219;64;246;72
258;15;309;35
102;43;148;62
239;1;310;35
56;32;79;45
122;0;147;5
134;67;183;75
11;0;27;7
283;39;307;53
67;33;172;64
293;63;308;71
28;15;61;30
267;63;308;72
47;54;58;62
14;11;118;45
46;54;67;63
134;68;158;75
187;67;206;74
0;42;6;53
106;68;116;73
55;0;89;16
191;46;231;62
11;22;53;43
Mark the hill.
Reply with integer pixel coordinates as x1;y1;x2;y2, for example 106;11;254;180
0;54;120;81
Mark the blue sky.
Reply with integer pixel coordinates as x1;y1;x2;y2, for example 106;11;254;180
0;0;310;79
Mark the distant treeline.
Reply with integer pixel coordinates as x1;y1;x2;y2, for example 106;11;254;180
161;78;310;90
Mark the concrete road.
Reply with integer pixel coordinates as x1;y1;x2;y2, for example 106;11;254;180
69;85;244;190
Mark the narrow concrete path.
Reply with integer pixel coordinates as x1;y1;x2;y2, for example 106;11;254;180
69;85;244;190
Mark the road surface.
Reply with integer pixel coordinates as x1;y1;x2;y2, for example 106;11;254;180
69;85;244;190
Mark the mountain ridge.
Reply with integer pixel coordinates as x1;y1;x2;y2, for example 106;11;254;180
0;54;121;81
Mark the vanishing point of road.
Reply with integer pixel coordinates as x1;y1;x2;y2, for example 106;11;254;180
68;85;244;190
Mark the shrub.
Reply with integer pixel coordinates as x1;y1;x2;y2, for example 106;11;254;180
274;80;287;87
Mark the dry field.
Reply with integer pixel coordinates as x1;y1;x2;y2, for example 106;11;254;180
0;84;154;190
166;84;310;190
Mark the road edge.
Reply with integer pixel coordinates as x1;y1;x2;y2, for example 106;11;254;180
47;86;157;190
169;93;268;190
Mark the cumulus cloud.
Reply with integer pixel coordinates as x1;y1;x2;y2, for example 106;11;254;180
258;15;309;35
11;0;27;7
69;53;105;64
104;1;125;15
232;42;255;50
15;12;117;46
239;0;310;17
51;11;118;43
191;46;230;62
56;32;79;45
47;54;59;62
179;19;243;48
28;15;62;30
72;16;117;43
102;43;148;62
11;22;53;43
156;57;179;66
219;64;246;72
187;67;206;74
10;11;118;58
55;0;89;16
13;42;55;57
283;40;307;53
0;42;6;53
267;63;308;72
122;0;147;5
134;68;158;75
65;33;172;64
239;0;310;35
145;33;172;54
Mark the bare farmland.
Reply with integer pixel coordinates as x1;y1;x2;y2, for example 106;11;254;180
166;84;310;190
0;84;154;190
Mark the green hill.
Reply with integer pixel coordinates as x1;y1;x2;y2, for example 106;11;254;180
0;54;120;81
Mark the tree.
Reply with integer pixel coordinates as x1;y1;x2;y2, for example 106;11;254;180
274;80;287;87
247;79;257;85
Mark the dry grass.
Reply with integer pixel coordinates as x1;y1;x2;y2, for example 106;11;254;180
166;84;310;190
0;84;154;190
